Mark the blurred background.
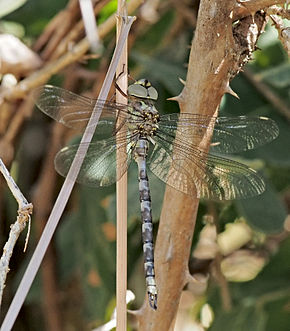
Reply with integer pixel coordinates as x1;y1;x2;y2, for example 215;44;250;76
0;0;289;330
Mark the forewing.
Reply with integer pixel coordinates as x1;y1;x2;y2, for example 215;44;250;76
55;132;136;187
34;85;142;136
158;113;279;153
150;132;265;200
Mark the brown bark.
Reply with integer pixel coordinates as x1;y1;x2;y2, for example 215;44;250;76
137;1;268;330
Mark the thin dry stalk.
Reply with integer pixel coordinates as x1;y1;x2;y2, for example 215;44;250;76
267;5;290;19
0;159;33;308
116;2;130;330
33;0;80;58
79;0;101;53
51;0;111;60
0;18;135;331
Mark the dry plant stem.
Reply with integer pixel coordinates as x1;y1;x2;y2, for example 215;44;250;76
0;160;31;212
0;0;143;102
33;0;81;59
79;0;101;53
243;68;290;122
210;204;232;312
0;18;135;331
267;5;290;18
0;95;35;167
234;0;286;19
0;159;33;308
51;0;111;60
116;4;129;330
4;96;35;145
212;254;232;311
170;0;197;27
138;1;265;330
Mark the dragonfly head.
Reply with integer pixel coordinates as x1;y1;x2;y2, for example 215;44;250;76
128;79;158;101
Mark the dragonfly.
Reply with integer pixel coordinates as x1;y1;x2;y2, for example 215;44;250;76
34;79;279;310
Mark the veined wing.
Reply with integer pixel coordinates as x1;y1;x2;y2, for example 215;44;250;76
158;114;279;153
149;131;265;200
55;131;138;187
34;85;143;135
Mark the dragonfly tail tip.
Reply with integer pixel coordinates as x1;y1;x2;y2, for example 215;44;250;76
148;292;157;310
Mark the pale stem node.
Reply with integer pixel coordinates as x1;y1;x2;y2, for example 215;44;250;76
0;158;33;307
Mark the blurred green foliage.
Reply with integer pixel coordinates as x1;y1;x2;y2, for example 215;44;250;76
1;1;290;330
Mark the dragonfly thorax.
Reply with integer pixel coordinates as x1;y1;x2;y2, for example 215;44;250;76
130;99;160;138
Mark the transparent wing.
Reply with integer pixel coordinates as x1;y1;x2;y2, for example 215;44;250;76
158;113;279;153
34;85;143;136
55;131;137;187
149;131;265;200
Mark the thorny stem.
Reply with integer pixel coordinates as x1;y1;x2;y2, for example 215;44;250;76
138;1;270;330
0;159;33;308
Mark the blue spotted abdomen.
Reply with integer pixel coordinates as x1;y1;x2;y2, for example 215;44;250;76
134;138;157;310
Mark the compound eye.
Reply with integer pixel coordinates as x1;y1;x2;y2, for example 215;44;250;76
147;87;158;100
128;84;148;98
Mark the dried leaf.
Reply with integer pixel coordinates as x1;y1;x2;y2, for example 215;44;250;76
0;34;42;76
221;249;267;282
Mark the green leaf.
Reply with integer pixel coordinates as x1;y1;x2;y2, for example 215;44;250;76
242;112;290;166
0;0;27;18
130;51;186;95
235;181;286;234
264;297;290;331
257;23;279;49
258;62;290;88
98;0;117;24
221;74;269;116
133;10;175;54
209;302;267;331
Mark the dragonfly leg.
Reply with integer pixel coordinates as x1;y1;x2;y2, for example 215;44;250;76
115;65;128;98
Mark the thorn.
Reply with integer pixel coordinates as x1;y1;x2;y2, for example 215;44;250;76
178;77;186;85
188;272;209;285
127;309;142;316
167;94;182;102
225;83;239;99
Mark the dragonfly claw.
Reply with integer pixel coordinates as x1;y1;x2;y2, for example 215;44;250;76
148;292;157;310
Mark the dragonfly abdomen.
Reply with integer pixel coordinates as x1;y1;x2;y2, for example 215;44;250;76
134;138;158;310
